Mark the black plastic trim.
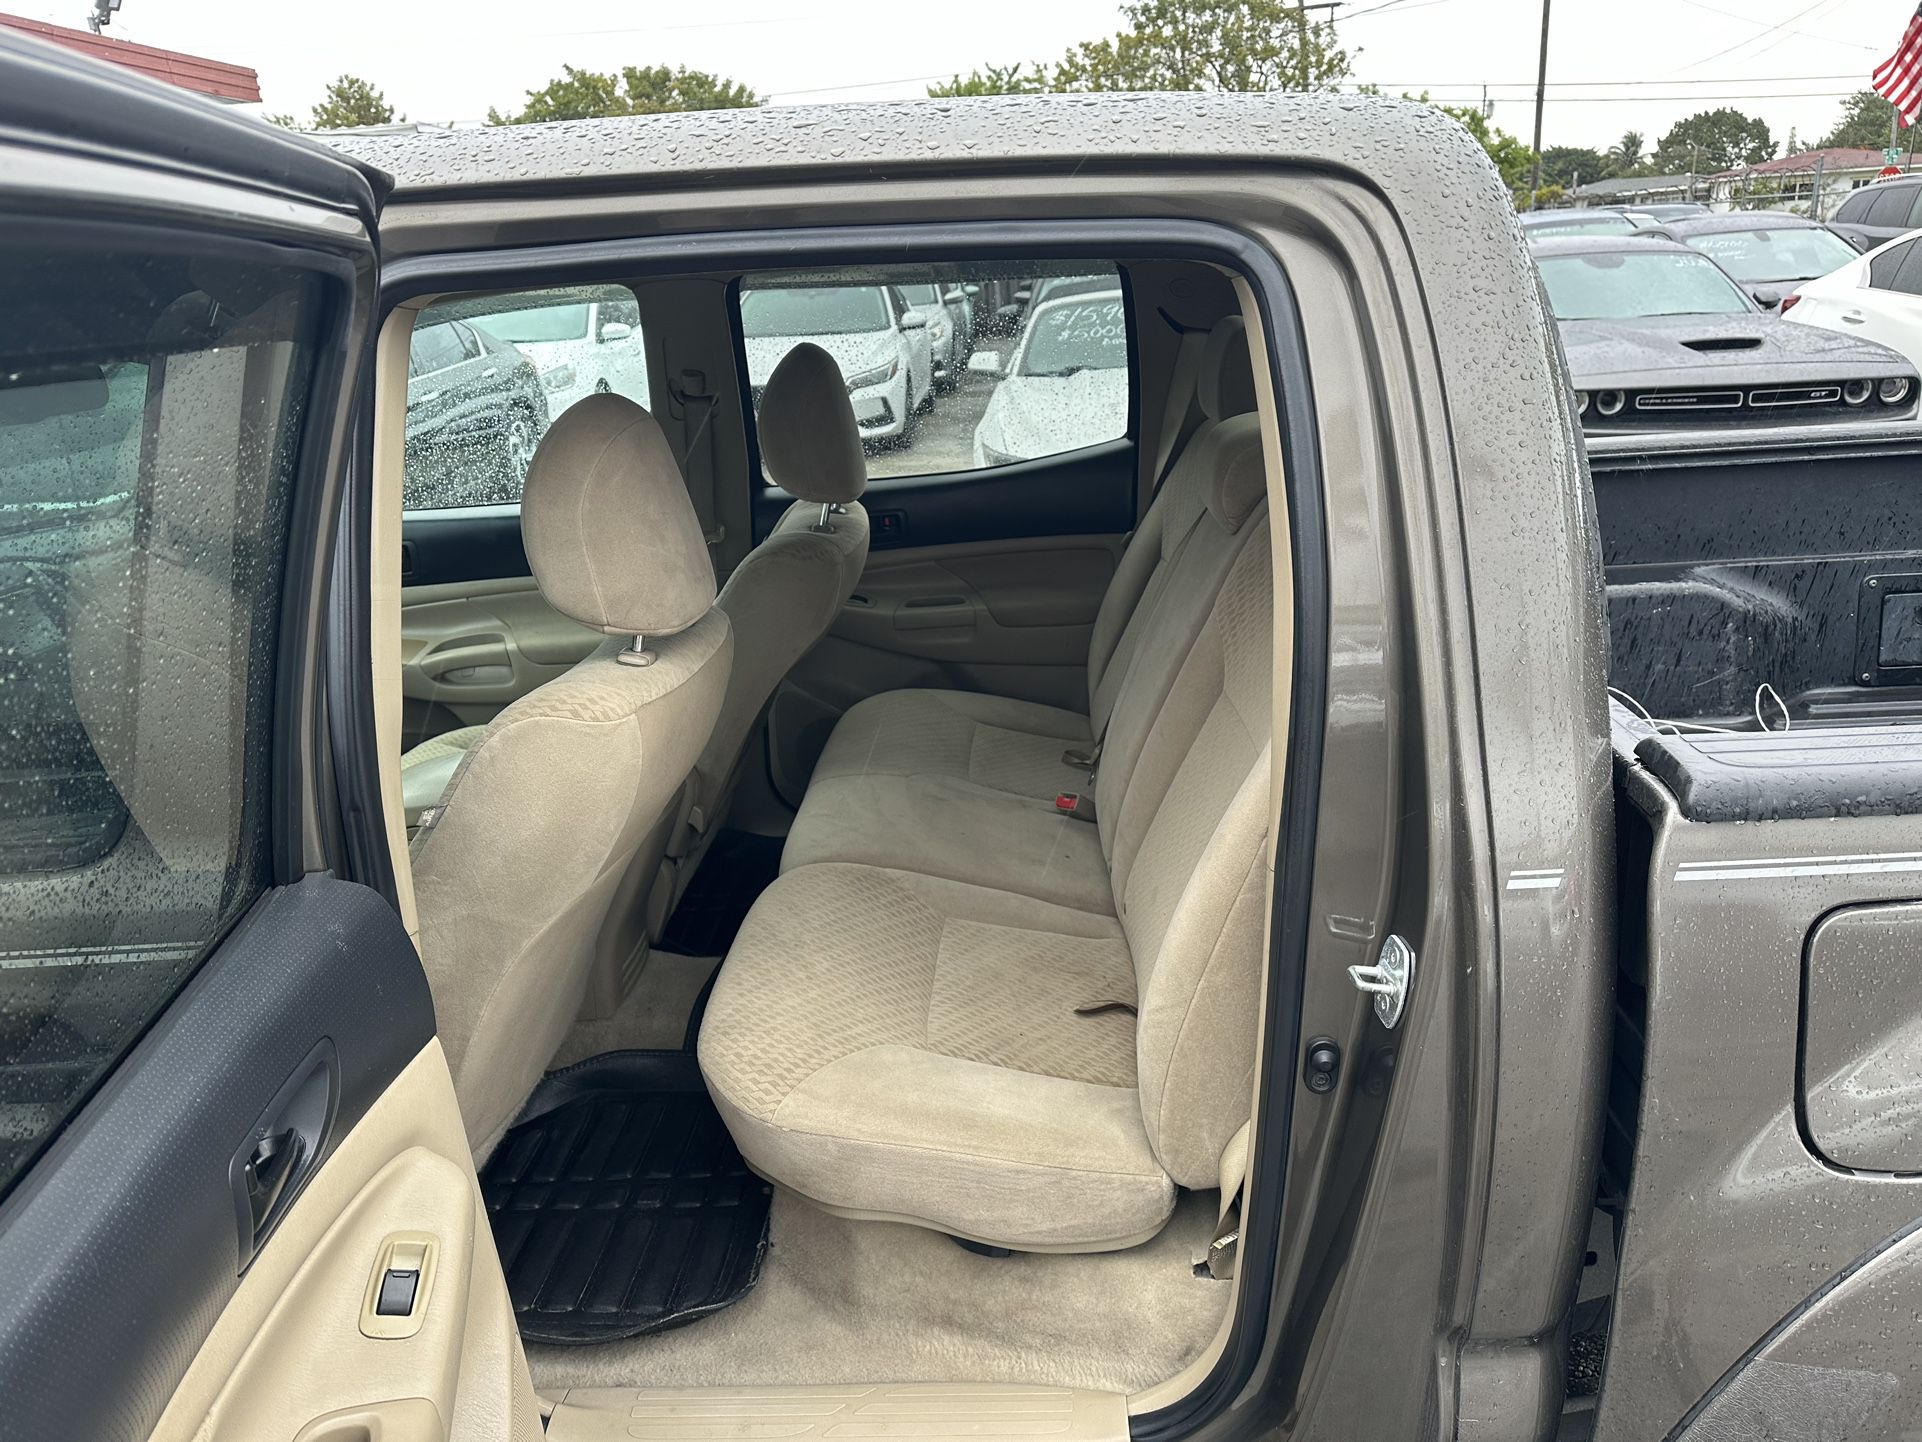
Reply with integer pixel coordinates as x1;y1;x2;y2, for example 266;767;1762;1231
750;438;1137;549
401;505;532;587
0;877;433;1442
382;217;1329;1442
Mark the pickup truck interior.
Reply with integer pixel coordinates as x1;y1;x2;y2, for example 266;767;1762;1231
380;256;1283;1401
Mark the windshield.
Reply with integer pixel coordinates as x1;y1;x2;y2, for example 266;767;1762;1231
1018;296;1128;376
472;303;590;344
1683;227;1860;284
1538;251;1752;320
741;287;890;337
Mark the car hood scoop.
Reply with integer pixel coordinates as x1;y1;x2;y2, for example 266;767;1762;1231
1679;335;1764;352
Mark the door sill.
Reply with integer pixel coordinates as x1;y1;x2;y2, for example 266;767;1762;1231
546;1383;1129;1441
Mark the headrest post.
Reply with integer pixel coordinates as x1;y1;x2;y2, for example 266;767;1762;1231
811;501;835;534
616;634;656;668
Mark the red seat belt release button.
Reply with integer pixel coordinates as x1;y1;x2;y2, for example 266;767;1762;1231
1054;792;1097;822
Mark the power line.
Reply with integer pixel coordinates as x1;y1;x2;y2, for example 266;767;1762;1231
1369;74;1870;87
1673;0;1841;74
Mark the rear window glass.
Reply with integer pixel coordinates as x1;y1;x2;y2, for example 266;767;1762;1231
737;265;1129;482
1867;184;1917;228
401;284;648;511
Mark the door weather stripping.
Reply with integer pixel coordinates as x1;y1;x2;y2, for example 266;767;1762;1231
1349;935;1414;1029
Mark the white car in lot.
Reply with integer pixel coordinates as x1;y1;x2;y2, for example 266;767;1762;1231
741;285;932;444
1784;227;1922;376
466;286;650;420
970;289;1129;466
896;283;970;390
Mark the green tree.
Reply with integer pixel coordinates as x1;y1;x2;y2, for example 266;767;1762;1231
928;63;1051;98
1652;108;1776;176
1435;103;1536;195
1609;130;1646;174
1539;145;1608;191
925;0;1352;98
269;74;402;131
490;64;758;125
1820;89;1911;151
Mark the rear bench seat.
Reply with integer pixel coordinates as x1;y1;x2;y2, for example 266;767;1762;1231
698;316;1278;1251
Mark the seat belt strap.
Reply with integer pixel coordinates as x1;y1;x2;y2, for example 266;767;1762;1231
1200;1121;1252;1280
1147;322;1208;501
672;369;724;556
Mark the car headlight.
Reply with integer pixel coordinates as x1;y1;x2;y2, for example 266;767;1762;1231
844;358;899;391
540;364;576;392
1880;377;1913;405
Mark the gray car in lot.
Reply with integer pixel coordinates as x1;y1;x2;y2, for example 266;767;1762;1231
1635;211;1865;309
11;30;1922;1442
1535;234;1918;428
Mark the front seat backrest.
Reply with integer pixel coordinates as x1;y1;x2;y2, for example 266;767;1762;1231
686;342;869;838
409;393;732;1158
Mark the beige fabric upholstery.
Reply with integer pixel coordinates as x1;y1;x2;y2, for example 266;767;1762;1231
757;343;869;505
700;864;1174;1250
412;402;732;1158
701;504;1274;1242
688;348;870;843
400;726;482;828
1194;316;1257;422
521;393;716;638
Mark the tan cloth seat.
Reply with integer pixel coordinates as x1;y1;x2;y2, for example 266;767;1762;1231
685;343;869;845
781;318;1268;911
411;394;732;1158
701;506;1276;1250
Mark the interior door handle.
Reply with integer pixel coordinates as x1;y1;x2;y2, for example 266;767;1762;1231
244;1128;306;1235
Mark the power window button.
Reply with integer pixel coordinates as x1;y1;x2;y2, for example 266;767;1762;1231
375;1268;420;1317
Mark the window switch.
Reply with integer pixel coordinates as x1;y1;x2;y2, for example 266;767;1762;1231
375;1268;420;1317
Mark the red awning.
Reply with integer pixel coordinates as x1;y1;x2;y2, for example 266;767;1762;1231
0;13;260;103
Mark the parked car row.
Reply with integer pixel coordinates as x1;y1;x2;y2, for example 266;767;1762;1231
1525;208;1922;433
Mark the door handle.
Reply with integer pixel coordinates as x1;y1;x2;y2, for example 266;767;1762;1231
243;1127;306;1235
1843;311;1866;324
481;366;499;378
415;389;442;403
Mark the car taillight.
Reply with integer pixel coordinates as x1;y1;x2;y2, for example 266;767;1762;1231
1779;292;1802;315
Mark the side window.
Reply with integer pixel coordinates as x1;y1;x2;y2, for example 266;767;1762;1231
1869;239;1917;290
401;284;649;511
0;237;323;1195
737;266;1129;482
1867;184;1917;229
1891;243;1922;297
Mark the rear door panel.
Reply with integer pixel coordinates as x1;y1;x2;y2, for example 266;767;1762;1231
0;32;537;1442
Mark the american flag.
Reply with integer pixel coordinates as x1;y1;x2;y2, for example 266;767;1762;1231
1874;3;1922;126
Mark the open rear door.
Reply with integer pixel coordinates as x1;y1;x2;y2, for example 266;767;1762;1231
0;33;538;1442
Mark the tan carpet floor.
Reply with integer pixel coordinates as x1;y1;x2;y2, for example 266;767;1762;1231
526;1188;1230;1395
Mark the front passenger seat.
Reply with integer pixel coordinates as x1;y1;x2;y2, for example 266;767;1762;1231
409;394;733;1158
679;342;869;862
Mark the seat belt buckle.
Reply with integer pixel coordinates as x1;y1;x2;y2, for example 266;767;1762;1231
1054;792;1097;823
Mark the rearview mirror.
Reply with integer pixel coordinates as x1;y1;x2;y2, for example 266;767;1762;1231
899;311;928;331
967;351;1003;378
963;283;981;296
1752;288;1782;309
598;321;633;343
943;289;967;304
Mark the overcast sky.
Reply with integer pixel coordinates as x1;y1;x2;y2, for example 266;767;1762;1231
12;0;1913;156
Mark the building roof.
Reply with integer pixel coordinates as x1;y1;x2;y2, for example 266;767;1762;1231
1571;174;1695;199
0;13;258;103
1710;148;1886;180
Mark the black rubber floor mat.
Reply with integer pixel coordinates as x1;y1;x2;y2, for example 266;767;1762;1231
481;1051;771;1344
657;828;784;956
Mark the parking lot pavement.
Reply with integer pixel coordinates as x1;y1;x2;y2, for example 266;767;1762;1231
867;340;1010;479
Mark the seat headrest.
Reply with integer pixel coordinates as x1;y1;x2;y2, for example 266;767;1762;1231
758;343;868;505
1197;316;1259;421
520;394;716;638
1199;414;1267;533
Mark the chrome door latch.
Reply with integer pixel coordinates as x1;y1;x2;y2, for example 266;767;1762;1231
1348;934;1414;1029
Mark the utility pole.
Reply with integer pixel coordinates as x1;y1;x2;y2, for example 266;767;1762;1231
1528;0;1552;209
1292;2;1342;91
